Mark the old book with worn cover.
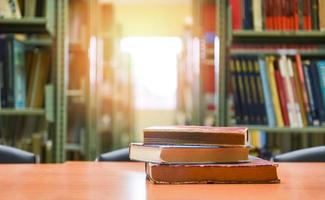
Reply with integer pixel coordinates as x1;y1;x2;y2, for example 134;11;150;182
143;126;248;146
146;156;280;184
129;143;249;164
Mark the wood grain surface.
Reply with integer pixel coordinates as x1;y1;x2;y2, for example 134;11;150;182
0;162;325;200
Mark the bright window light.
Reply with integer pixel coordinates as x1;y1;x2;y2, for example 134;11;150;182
121;37;182;110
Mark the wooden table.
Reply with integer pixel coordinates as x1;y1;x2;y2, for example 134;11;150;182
0;162;325;200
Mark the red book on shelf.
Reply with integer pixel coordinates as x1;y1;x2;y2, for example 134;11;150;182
295;54;310;120
293;0;299;30
265;0;271;30
274;68;290;126
303;0;312;30
230;0;242;30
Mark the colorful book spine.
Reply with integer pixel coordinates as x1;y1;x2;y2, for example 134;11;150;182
12;40;26;109
259;58;275;126
309;62;325;125
287;57;303;127
236;59;249;124
230;59;243;124
243;0;253;29
254;59;268;124
319;0;325;31
274;62;290;126
292;57;308;127
230;0;242;30
247;58;260;124
267;56;284;126
295;54;311;125
303;60;318;125
242;58;254;123
252;0;262;31
316;61;325;109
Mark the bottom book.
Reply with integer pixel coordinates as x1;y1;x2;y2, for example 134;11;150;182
146;156;280;184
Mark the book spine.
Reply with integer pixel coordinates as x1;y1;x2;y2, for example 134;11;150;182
310;62;325;125
242;58;255;123
236;59;249;124
252;0;262;31
295;54;312;125
6;36;14;108
292;57;308;127
311;0;319;30
259;57;276;126
283;56;299;127
319;0;325;31
303;61;318;125
0;38;5;108
287;57;303;127
274;66;290;126
254;59;268;124
243;0;253;29
13;40;26;109
297;0;304;29
230;59;243;124
267;56;284;126
230;0;242;30
247;58;260;124
293;0;299;30
316;61;325;110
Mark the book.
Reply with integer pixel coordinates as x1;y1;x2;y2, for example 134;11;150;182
230;0;242;30
0;0;22;19
252;0;262;31
319;0;325;31
259;57;275;126
129;143;249;164
146;156;280;184
12;39;26;109
143;126;248;146
267;56;284;126
230;59;243;124
27;50;50;107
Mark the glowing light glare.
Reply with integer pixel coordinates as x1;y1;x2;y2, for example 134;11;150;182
120;37;182;110
89;36;97;85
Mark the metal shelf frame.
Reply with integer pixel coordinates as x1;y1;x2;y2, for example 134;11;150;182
0;109;45;116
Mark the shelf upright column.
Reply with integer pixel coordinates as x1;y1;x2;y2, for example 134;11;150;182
215;0;228;126
54;0;68;163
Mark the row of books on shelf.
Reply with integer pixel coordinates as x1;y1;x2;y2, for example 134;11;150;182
229;54;325;127
0;0;46;19
230;0;325;31
0;35;50;109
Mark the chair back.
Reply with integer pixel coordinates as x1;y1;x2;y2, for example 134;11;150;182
97;148;131;162
0;145;36;164
273;146;325;162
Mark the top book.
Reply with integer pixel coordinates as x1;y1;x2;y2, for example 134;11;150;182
143;126;248;146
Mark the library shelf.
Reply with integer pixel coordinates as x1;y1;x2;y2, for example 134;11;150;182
238;125;325;134
230;49;325;56
23;39;52;47
0;108;45;116
232;30;325;43
0;18;53;35
65;143;82;151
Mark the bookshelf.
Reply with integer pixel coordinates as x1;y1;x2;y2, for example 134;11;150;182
224;0;325;155
0;108;45;116
184;0;325;158
232;30;325;43
0;0;68;163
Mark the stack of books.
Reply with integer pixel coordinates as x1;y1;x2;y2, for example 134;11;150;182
129;126;280;184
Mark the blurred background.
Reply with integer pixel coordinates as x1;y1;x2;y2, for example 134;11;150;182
1;0;325;162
